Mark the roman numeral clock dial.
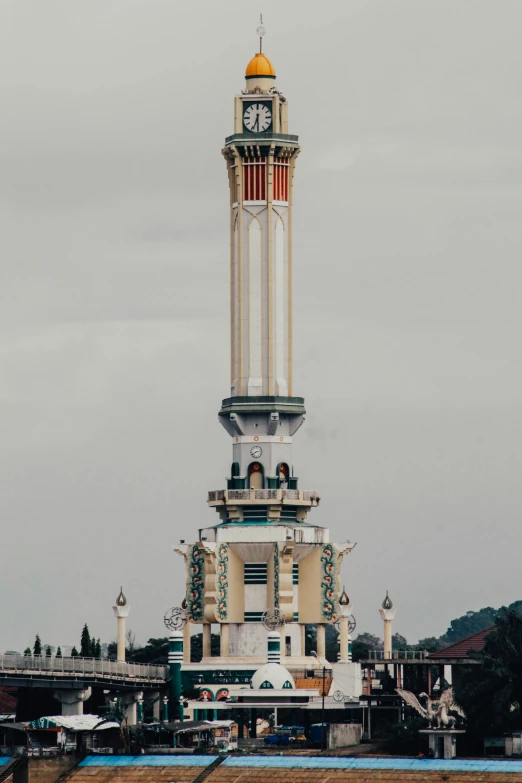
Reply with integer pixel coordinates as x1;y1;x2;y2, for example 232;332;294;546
243;103;272;132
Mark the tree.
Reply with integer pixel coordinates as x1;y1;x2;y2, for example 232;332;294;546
442;607;497;646
80;624;91;657
190;633;221;662
129;637;169;665
23;648;31;657
351;632;382;662
56;647;62;658
418;636;444;653
457;608;522;740
95;639;101;658
71;646;79;657
126;630;136;657
33;634;42;656
45;645;52;656
89;638;97;658
391;633;410;651
304;624;339;662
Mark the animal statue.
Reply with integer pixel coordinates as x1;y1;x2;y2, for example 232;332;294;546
396;687;465;729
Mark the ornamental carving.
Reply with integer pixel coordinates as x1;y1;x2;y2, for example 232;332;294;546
215;543;229;622
187;544;205;622
320;544;339;622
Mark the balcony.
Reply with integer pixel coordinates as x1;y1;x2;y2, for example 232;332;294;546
208;489;319;506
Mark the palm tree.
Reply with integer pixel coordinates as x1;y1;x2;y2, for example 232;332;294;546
456;607;522;737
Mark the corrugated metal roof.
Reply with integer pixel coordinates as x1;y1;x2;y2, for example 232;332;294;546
222;757;522;772
79;756;217;767
26;715;119;732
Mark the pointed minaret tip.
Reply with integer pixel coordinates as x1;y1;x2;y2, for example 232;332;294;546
116;586;127;607
382;590;393;610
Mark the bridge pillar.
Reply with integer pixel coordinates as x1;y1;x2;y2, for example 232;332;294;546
54;687;91;716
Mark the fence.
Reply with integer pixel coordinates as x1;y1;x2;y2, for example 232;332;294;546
0;654;167;681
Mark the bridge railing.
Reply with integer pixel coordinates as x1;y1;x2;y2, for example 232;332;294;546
0;654;168;681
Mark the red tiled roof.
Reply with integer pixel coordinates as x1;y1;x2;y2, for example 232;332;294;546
431;626;495;659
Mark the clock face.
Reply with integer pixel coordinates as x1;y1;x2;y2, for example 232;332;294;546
243;103;272;133
250;445;263;458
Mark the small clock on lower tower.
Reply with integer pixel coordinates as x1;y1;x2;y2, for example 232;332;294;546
250;445;263;458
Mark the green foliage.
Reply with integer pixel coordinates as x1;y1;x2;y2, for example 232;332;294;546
80;624;91;657
351;632;382;662
456;608;522;738
56;646;62;658
45;645;52;656
418;636;444;652
95;639;101;658
385;717;427;755
33;634;42;656
442;607;497;646
190;632;221;662
304;624;340;662
23;648;31;657
129;637;169;665
71;646;79;657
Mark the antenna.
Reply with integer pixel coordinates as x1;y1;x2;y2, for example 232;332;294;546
257;14;266;54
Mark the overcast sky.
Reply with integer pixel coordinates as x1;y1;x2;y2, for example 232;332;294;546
1;0;522;652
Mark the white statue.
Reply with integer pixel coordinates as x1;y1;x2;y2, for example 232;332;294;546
397;687;465;729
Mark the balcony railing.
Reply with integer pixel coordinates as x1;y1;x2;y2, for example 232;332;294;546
0;654;168;681
208;489;319;503
366;650;428;661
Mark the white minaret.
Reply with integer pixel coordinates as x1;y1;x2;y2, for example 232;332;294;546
112;587;130;662
337;586;353;663
379;591;396;659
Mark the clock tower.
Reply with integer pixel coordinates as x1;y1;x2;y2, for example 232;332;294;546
174;33;358;695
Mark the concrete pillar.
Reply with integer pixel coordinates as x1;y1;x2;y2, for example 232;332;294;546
112;587;130;663
54;687;91;716
202;623;211;659
152;693;161;721
300;625;306;656
168;631;183;722
220;624;229;657
379;591;396;659
339;616;349;663
183;623;191;663
316;624;326;659
267;631;281;663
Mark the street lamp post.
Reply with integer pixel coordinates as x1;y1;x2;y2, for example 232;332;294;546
312;650;326;752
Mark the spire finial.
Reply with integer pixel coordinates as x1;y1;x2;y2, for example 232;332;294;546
116;586;127;607
339;585;350;606
382;590;393;610
257;14;266;54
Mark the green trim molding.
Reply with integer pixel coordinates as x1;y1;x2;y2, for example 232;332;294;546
320;544;340;622
216;543;229;621
187;544;205;622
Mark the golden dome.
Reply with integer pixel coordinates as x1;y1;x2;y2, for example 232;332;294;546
245;52;276;79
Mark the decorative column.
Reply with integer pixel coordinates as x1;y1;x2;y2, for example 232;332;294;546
220;624;229;657
337;587;352;664
316;624;326;660
267;631;281;663
168;631;183;722
112;587;130;663
379;591;396;659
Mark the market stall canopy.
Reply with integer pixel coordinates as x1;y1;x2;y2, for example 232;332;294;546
26;715;120;732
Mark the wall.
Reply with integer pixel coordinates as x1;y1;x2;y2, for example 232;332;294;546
23;755;81;783
327;723;362;750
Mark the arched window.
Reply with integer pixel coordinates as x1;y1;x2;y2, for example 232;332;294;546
276;462;290;488
248;462;264;490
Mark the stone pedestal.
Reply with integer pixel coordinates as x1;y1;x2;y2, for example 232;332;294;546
420;729;466;759
54;687;91;716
